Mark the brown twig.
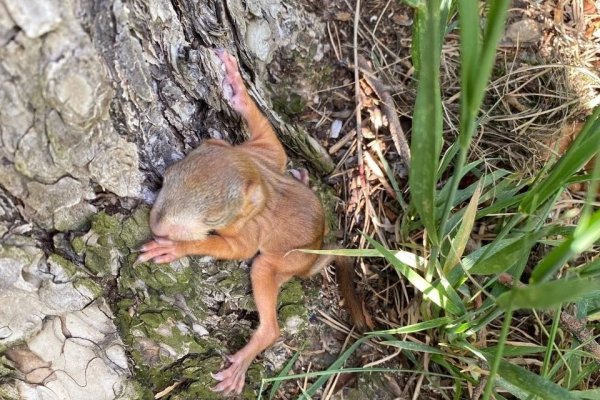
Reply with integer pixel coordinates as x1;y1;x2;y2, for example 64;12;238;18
472;377;487;400
352;0;366;188
560;312;600;362
356;55;412;169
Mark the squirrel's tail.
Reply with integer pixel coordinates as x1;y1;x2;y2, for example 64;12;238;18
335;256;369;331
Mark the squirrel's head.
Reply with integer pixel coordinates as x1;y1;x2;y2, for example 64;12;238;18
149;144;265;241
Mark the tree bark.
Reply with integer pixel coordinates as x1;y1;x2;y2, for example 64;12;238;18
0;0;330;398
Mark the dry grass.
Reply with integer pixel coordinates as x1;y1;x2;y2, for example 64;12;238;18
276;1;600;398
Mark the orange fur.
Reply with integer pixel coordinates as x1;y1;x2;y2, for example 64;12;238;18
137;49;366;395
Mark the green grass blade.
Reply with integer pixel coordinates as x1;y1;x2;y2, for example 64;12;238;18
470;0;510;116
574;389;600;399
302;336;369;397
370;317;451;335
431;353;476;384
483;305;513;400
437;142;460;179
438;0;510;241
299;248;425;270
566;339;583;389
382;340;446;355
571;362;600;389
457;0;479;105
411;6;425;77
267;351;300;399
436;159;484;202
485;344;547;357
580;257;600;277
469;233;537;275
542;307;561;377
450;169;511;208
529;237;575;284
409;0;443;245
566;173;598;185
262;367;457;383
580;159;600;232
452;305;502;335
476;193;526;218
443;183;481;273
437;168;509;214
445;180;527;232
531;208;600;283
435;269;466;314
364;234;464;315
439;0;453;51
447;238;519;285
299;248;386;257
270;367;461;398
496;277;600;310
572;208;600;252
492;359;579;400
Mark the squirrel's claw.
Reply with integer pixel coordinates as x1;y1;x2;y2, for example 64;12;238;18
134;239;182;266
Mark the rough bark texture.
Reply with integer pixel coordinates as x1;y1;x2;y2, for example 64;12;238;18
0;0;331;398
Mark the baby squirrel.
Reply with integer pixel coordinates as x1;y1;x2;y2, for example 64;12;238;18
137;49;367;395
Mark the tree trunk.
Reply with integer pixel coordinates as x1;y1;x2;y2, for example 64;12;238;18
0;0;330;398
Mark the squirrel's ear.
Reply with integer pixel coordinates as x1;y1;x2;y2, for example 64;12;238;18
243;180;265;209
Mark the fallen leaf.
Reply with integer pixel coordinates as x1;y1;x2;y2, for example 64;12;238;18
335;12;352;22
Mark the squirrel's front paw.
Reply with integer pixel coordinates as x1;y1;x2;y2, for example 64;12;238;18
215;48;251;115
135;238;185;265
